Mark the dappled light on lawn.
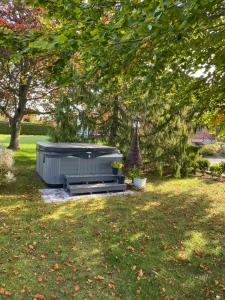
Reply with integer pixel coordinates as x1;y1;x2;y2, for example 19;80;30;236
0;136;224;299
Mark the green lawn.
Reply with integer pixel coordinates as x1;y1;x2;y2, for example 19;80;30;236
0;135;224;300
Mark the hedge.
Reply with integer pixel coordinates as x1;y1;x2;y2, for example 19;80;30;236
0;121;52;135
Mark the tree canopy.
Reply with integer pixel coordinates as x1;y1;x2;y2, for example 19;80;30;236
1;0;224;174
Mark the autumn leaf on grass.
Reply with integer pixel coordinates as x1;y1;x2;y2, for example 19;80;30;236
33;294;45;299
74;284;80;292
0;287;11;296
108;282;115;289
37;277;45;283
53;263;61;270
139;246;145;252
127;245;135;251
131;265;137;271
137;269;144;280
136;287;141;295
94;275;104;281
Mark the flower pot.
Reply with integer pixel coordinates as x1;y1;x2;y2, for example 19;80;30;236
112;167;119;175
117;175;125;184
133;177;147;189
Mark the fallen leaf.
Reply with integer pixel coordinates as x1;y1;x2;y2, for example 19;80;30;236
136;287;141;295
108;282;115;289
52;263;60;270
94;275;104;281
138;269;144;277
74;284;80;292
0;287;11;296
33;294;45;299
127;245;135;251
131;265;137;271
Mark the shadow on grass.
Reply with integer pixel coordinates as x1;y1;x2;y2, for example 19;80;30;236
0;183;224;299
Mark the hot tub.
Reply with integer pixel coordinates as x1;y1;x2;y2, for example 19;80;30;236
36;142;122;186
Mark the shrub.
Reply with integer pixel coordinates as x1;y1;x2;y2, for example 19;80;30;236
219;161;225;173
180;145;201;177
155;162;163;177
219;144;225;157
0;145;16;185
127;166;142;179
200;144;220;157
196;158;210;175
0;121;52;135
209;164;222;177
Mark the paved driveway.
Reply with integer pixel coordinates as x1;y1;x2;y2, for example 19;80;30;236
206;157;225;165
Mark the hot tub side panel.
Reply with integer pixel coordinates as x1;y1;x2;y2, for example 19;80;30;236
39;153;122;186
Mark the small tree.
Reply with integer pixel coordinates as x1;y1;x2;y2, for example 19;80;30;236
125;120;142;170
50;95;80;142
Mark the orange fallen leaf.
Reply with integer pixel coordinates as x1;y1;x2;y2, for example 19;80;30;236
0;287;11;296
108;282;115;289
127;245;135;251
94;275;104;281
74;284;80;292
33;294;45;299
53;263;60;270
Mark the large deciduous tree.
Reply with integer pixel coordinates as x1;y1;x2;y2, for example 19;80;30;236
23;0;225;175
0;1;57;150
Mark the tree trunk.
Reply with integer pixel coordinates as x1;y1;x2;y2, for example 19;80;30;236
8;81;31;150
109;96;119;146
8;118;21;150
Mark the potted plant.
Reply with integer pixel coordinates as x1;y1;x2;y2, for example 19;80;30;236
111;161;124;175
128;166;147;189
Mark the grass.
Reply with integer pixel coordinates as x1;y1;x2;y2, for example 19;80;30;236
0;135;225;300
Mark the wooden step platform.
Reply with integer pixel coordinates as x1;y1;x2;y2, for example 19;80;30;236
64;174;118;189
68;182;126;195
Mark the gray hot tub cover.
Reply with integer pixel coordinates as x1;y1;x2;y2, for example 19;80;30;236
36;142;120;159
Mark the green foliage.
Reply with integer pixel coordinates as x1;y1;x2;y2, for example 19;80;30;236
200;144;221;157
0;121;51;135
219;144;225;157
219;161;225;173
155;162;163;178
50;95;81;142
196;158;210;175
210;164;222;178
180;145;201;177
127;166;142;179
16;0;225;175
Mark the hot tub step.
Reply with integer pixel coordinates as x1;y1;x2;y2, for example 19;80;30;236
68;182;126;195
64;174;118;189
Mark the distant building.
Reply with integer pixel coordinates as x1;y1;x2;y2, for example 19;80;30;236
190;127;217;145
